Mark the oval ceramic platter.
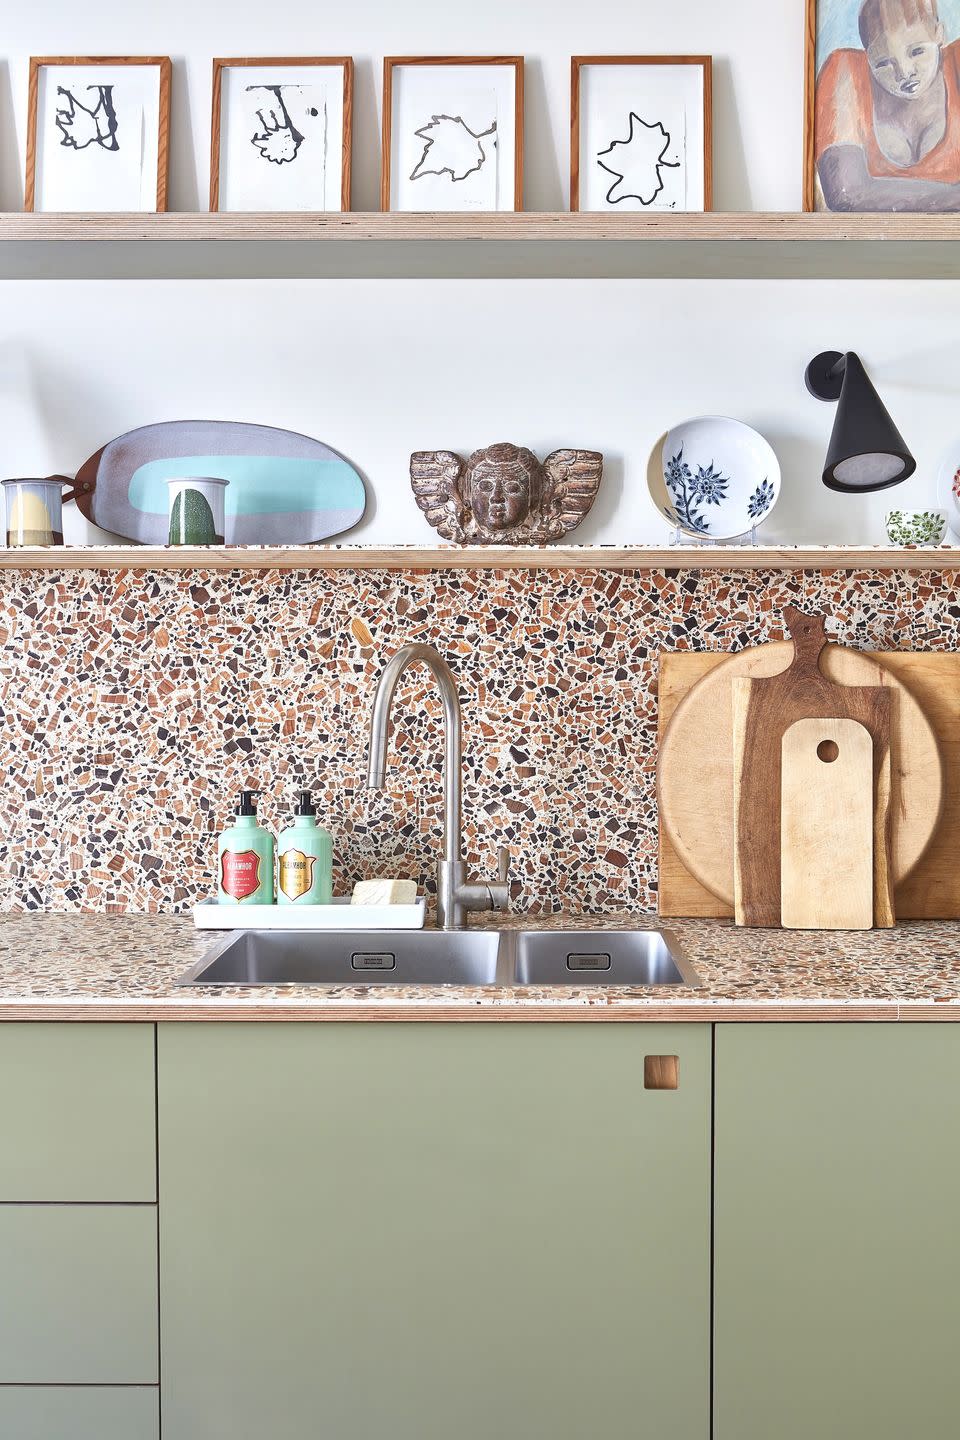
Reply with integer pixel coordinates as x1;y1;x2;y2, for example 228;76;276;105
75;421;367;545
647;416;781;540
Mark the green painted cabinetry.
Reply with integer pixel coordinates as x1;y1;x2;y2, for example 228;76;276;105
0;1023;156;1200
714;1024;960;1439
0;1020;159;1427
159;1022;711;1440
0;1205;159;1383
0;1386;158;1439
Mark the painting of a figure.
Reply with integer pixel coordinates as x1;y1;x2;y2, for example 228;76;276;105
807;0;960;209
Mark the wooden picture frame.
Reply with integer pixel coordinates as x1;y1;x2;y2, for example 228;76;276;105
381;56;524;212
25;56;171;212
803;0;818;211
570;55;712;213
210;56;353;213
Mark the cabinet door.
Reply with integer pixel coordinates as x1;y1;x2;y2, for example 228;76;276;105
715;1024;960;1440
160;1022;710;1440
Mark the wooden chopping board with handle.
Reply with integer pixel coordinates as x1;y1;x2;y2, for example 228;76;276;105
731;610;894;927
780;718;875;931
658;619;944;916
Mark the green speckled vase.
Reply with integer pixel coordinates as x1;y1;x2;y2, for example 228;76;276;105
166;477;228;546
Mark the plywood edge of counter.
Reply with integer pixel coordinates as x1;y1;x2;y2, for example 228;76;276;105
0;998;920;1022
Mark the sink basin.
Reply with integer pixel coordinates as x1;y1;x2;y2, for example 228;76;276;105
178;925;699;989
513;929;701;987
178;929;504;987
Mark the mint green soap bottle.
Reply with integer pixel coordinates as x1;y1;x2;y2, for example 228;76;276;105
217;790;275;905
277;790;332;905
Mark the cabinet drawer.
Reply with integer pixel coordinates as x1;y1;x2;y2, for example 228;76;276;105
0;1024;155;1200
0;1205;158;1382
0;1386;158;1439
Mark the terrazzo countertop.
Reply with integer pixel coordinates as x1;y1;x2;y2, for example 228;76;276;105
2;912;960;1021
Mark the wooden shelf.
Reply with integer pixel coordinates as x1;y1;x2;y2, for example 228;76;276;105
5;211;960;242
3;211;960;278
1;545;957;572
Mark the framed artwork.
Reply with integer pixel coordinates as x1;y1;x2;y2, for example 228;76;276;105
805;0;960;211
571;56;712;212
25;56;171;212
381;56;524;212
210;57;353;212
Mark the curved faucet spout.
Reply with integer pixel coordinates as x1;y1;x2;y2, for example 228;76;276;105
366;643;462;866
366;642;511;930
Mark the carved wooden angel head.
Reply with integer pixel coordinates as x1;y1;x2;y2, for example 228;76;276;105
410;443;603;545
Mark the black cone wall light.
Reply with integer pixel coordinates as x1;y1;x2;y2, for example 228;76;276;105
805;350;915;493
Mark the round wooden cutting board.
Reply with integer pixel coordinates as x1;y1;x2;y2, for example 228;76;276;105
658;640;944;905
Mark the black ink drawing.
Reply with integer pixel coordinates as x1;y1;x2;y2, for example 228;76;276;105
55;85;120;152
409;115;497;183
246;85;321;166
597;112;680;205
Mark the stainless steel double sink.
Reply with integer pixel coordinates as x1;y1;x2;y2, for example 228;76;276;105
178;927;701;988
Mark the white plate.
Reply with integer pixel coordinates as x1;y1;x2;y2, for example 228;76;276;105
649;415;781;540
193;896;426;931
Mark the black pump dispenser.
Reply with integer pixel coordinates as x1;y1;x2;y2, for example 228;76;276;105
238;790;260;816
294;789;317;817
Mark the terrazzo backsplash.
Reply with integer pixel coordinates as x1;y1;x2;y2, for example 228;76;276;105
0;564;956;916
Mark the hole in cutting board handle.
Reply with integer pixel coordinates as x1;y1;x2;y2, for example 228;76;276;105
817;739;840;763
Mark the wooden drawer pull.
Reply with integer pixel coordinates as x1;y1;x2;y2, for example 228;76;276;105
644;1055;679;1090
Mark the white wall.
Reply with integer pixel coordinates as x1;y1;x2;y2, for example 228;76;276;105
0;3;955;548
1;0;804;213
1;278;954;548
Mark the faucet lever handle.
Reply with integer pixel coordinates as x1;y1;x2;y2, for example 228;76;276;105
497;845;510;883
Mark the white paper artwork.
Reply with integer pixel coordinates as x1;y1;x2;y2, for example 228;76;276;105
597;105;686;208
391;66;517;211
34;65;161;212
218;65;345;212
578;64;706;213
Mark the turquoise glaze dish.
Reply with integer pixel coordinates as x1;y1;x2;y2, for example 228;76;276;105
75;421;367;545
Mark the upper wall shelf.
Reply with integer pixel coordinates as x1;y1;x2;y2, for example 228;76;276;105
3;211;960;280
0;545;957;572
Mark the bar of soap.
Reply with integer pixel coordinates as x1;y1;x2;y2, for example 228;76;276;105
351;879;418;906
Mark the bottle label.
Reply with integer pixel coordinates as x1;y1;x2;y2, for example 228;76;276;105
221;849;262;900
280;849;316;902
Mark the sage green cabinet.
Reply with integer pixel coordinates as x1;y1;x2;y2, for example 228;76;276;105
714;1024;960;1439
0;1204;159;1383
0;1023;155;1200
0;1386;158;1439
159;1022;711;1440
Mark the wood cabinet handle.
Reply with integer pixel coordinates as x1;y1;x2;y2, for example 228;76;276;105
644;1055;679;1091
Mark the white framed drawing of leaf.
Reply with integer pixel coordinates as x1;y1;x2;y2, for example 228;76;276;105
211;58;352;212
27;58;171;212
383;59;523;212
572;58;712;213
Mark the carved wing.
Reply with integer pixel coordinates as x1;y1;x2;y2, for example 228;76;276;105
540;449;604;539
409;451;468;543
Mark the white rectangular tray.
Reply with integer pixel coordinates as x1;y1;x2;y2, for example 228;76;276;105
192;896;426;931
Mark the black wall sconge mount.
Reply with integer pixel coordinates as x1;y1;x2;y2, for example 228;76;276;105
805;350;916;494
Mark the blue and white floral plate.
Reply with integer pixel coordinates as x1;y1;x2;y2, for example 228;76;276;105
648;416;781;541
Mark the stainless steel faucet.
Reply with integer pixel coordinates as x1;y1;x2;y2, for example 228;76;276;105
366;643;511;930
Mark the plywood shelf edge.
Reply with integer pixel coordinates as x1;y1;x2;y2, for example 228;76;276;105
4;211;960;242
0;545;957;572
